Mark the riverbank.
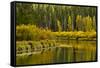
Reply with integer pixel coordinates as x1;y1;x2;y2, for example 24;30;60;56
53;31;96;41
16;40;96;56
16;25;96;41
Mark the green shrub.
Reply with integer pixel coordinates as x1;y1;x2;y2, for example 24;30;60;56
16;24;55;41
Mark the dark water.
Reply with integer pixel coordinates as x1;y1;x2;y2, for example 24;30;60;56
16;41;96;65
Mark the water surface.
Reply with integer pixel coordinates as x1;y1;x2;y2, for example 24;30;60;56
16;40;96;65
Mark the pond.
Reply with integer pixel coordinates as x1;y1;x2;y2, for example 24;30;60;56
16;40;96;65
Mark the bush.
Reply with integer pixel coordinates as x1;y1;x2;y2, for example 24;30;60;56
16;24;96;41
16;24;55;41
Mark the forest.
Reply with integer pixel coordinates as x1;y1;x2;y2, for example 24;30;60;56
16;3;96;41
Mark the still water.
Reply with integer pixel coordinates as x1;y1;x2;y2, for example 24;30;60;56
16;40;96;65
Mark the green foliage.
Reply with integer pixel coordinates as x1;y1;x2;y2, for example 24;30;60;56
76;15;82;31
75;15;96;32
93;16;96;31
16;3;96;32
57;20;62;32
16;3;34;24
85;15;93;31
68;16;72;31
16;24;37;40
16;3;97;41
16;24;55;41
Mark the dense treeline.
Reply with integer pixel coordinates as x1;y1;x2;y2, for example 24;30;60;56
16;3;96;32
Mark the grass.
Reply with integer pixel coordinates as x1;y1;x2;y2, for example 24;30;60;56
54;31;96;41
16;24;96;41
16;40;58;54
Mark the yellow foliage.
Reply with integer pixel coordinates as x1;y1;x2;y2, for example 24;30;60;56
57;20;62;32
16;24;96;41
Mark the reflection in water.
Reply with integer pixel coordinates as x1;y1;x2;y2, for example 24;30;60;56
16;41;96;65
